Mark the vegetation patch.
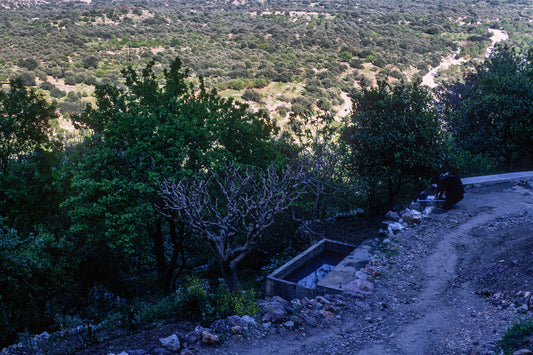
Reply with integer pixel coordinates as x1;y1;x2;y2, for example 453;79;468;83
500;320;533;354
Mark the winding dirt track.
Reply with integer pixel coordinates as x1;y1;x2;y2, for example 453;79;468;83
204;182;533;354
421;28;509;88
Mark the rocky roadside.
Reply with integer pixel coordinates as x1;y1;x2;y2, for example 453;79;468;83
2;181;533;355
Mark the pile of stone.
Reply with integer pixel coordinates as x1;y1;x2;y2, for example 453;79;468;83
104;285;376;355
478;290;533;315
380;205;433;237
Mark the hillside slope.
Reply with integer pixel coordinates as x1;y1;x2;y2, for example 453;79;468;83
195;182;533;354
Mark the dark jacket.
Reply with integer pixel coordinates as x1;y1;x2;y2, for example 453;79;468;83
435;174;464;210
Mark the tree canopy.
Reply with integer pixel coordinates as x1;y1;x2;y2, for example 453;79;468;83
0;79;58;171
63;58;283;291
341;79;443;211
445;45;533;170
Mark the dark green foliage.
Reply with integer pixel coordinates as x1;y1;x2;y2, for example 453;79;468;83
0;79;59;171
0;151;68;233
0;222;74;347
242;89;263;102
64;58;281;293
441;135;500;177
14;70;36;86
341;79;443;211
18;58;39;71
349;58;364;69
140;277;259;324
82;55;99;69
1;0;518;118
500;320;533;354
444;45;533;170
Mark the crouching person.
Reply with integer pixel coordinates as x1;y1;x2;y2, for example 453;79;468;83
431;174;464;210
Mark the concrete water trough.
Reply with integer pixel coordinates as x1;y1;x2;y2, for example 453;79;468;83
266;238;377;299
417;194;444;207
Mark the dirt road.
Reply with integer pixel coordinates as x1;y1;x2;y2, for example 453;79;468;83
205;181;533;354
422;28;509;88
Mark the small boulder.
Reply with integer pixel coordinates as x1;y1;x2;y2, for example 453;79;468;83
409;201;422;211
516;305;529;314
127;351;147;355
159;334;181;352
210;319;229;333
300;297;311;308
272;295;287;304
355;270;371;280
241;315;257;327
422;206;434;217
512;350;533;355
324;304;338;313
149;347;174;355
259;301;287;323
227;315;245;328
387;222;405;236
344;279;375;296
385;211;401;221
299;313;318;327
201;330;219;345
315;295;331;305
283;320;295;330
36;331;50;342
231;325;243;334
319;310;335;319
183;330;201;345
291;299;302;310
401;209;422;224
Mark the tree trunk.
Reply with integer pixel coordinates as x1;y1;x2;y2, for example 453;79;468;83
164;219;187;293
150;218;167;285
220;260;241;293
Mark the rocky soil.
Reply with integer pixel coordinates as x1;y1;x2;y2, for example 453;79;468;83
3;180;533;355
196;181;533;355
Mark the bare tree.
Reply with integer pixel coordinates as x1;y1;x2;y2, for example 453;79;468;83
159;163;307;292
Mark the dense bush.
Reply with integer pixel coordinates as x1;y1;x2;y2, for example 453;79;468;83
0;223;74;347
242;89;263;102
444;45;533;170
140;277;260;325
341;79;443;211
500;320;533;354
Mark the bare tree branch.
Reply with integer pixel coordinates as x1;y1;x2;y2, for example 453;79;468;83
159;162;307;291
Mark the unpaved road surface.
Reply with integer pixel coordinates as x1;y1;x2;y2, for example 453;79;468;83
203;181;533;354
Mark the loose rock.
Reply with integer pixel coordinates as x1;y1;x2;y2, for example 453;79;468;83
201;331;219;345
159;334;181;352
344;279;375;295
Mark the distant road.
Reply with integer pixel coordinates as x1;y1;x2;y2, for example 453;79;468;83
421;28;509;88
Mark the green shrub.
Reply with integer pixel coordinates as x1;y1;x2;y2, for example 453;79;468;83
444;137;501;177
500;320;533;354
140;276;259;325
242;89;262;102
0;223;74;347
277;105;290;117
214;285;260;318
